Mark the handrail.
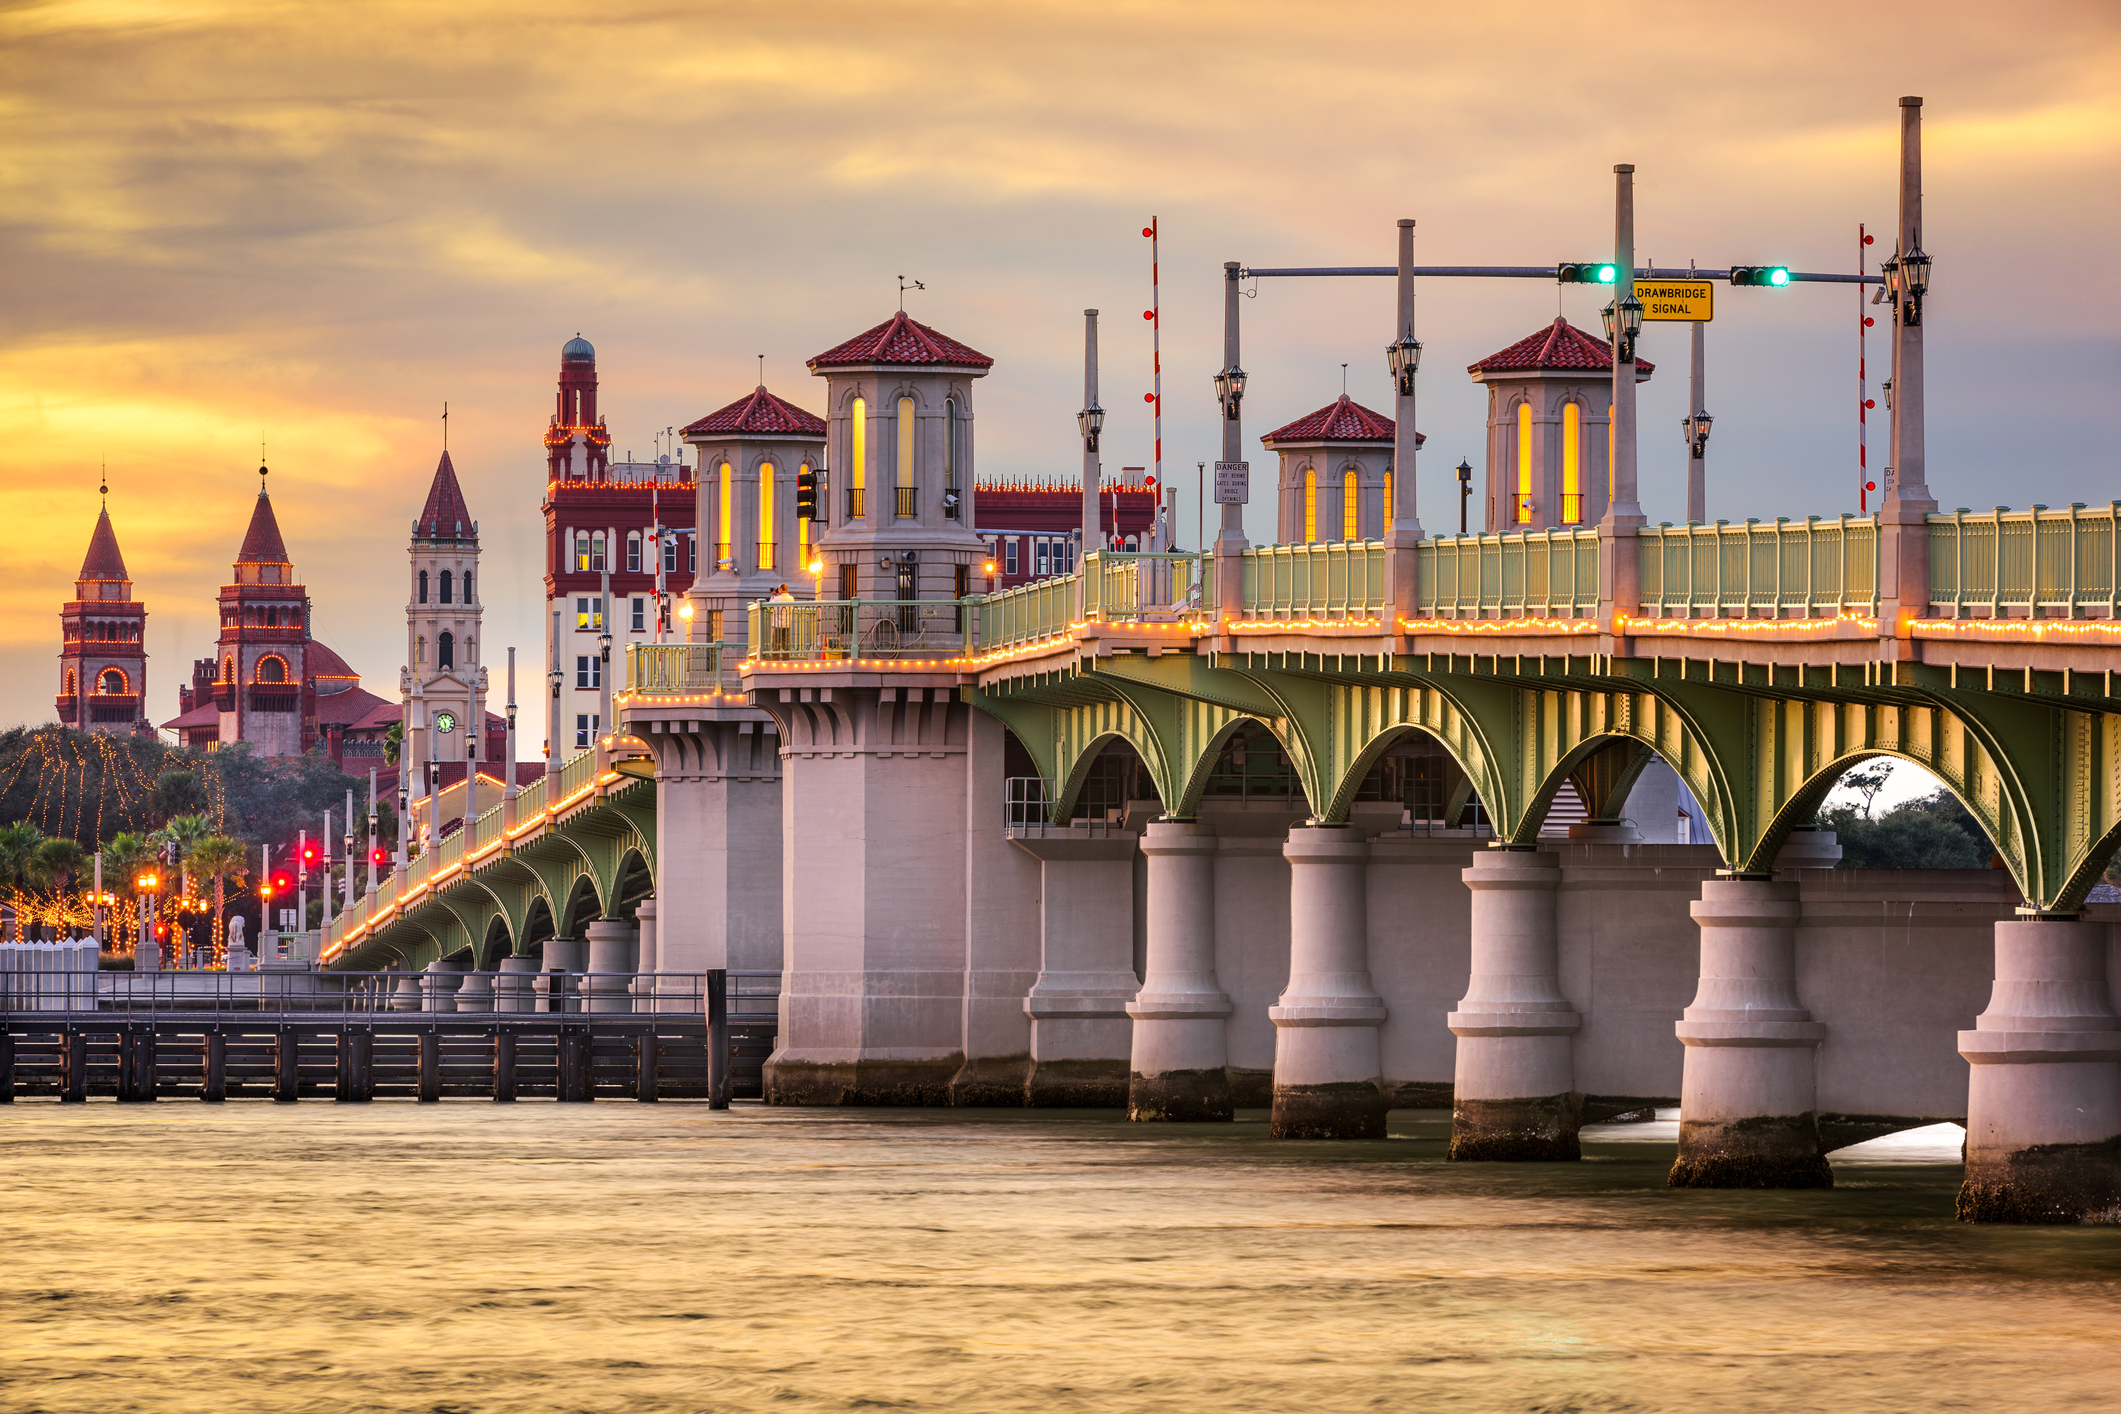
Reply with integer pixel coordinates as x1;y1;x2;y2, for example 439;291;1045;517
625;641;734;695
557;748;599;804
0;969;715;1019
1417;528;1600;620
1084;551;1204;625
1927;503;2119;619
1639;516;1877;618
1242;541;1388;620
749;598;973;662
975;576;1078;651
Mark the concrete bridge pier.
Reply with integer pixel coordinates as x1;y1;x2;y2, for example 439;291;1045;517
1017;835;1138;1107
495;955;538;1012
585;918;638;1013
390;971;422;1012
455;971;495;1013
1672;879;1831;1188
421;962;462;1013
1958;917;2121;1223
1449;847;1582;1159
1271;827;1386;1138
540;938;585;1013
1127;820;1233;1121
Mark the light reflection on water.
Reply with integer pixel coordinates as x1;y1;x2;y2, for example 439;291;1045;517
2;1104;2116;1413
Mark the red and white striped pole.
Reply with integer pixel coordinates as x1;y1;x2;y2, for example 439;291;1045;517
1144;217;1162;534
1858;222;1873;513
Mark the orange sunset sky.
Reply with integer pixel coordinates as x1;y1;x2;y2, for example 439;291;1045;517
2;0;2116;732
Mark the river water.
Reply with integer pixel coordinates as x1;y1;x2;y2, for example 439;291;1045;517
3;1104;2116;1413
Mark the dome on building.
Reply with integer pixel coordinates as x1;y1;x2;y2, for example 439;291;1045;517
561;335;595;364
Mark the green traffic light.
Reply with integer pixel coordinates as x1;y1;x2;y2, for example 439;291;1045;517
1768;267;1790;286
1596;264;1616;283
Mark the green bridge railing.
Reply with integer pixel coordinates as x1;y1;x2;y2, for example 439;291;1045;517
1928;503;2119;618
1639;516;1878;619
1417;529;1600;620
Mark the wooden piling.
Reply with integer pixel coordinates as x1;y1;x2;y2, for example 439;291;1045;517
61;1028;86;1102
636;1028;658;1102
708;968;731;1110
274;1025;299;1102
493;1027;516;1102
202;1029;226;1102
418;1028;440;1102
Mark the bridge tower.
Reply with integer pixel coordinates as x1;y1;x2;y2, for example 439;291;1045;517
1259;394;1421;543
401;450;490;779
1467;318;1653;533
679;384;827;646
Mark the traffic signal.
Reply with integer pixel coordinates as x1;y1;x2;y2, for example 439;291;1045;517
1729;265;1791;287
272;871;293;894
372;847;389;867
301;843;320;868
1557;262;1617;285
795;467;817;519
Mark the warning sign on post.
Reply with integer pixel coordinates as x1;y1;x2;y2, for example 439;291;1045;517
1213;461;1250;504
1635;279;1713;322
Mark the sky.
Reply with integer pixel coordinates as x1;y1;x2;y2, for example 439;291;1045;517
2;0;2117;743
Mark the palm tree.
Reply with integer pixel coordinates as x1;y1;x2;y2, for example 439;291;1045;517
188;836;249;966
0;822;45;941
101;831;153;956
153;813;214;895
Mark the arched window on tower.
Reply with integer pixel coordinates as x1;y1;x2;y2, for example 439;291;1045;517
221;656;235;682
1562;403;1583;524
1303;468;1317;543
418;569;429;604
758;462;777;570
64;670;76;695
438;631;454;670
99;668;126;695
257;656;286;684
718;462;733;565
895;396;916;517
440;570;453;605
463;571;473;604
1343;469;1359;541
849;396;867;518
1516;402;1534;524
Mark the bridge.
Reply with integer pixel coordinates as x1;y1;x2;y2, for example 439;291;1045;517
309;99;2121;1225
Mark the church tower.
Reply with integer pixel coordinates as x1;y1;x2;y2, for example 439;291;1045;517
210;466;312;756
57;491;149;736
402;452;489;775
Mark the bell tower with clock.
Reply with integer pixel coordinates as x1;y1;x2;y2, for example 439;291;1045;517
402;450;490;783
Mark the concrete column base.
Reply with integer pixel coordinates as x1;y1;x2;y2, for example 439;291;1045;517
947;1055;1032;1107
1451;1093;1583;1161
763;1054;964;1107
1025;1057;1130;1107
1271;1079;1385;1139
1958;918;2121;1223
1128;1064;1233;1122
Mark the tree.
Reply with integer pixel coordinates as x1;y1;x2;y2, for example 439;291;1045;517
384;720;403;766
152;812;214;894
0;821;44;940
1836;761;1894;819
188;835;249;964
1822;790;1993;870
152;769;209;823
31;837;85;893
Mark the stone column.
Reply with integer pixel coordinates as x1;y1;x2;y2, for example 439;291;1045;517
541;936;585;1013
1671;878;1831;1187
1271;826;1385;1138
1449;847;1582;1159
1958;918;2121;1223
390;970;422;1012
421;962;461;1014
1127;821;1232;1121
632;897;659;1007
495;954;538;1013
584;917;638;1014
1018;835;1138;1107
455;971;495;1013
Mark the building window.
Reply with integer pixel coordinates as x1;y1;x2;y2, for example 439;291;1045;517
575;596;602;630
895;396;916;517
627;532;642;573
574;532;591;572
464;571;474;604
850;396;866;497
839;564;857;601
663;533;678;574
576;655;600;690
718;461;733;566
631;597;645;633
65;670;77;695
440;569;453;605
1343;470;1358;541
591;531;607;573
708;609;724;641
257;656;287;684
1303;469;1317;542
1516;402;1533;524
98;668;126;694
945;398;958;490
1562;402;1583;524
1383;468;1394;532
688;535;696;573
438;631;454;669
758;461;777;570
574;713;599;749
418;569;429;604
1035;538;1050;577
1004;538;1018;576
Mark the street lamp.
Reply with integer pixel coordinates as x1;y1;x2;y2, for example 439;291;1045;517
1601;297;1645;362
1386;334;1422;396
1682;410;1714;459
1455;459;1473;535
1898;243;1932;326
1213;366;1247;420
1881;377;1893;412
1077;402;1105;453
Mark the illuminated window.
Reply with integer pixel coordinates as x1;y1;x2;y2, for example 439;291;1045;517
896;398;916;488
574;532;589;571
1516;403;1533;524
1303;469;1317;542
717;462;733;565
590;532;607;573
758;461;778;570
65;670;76;695
98;668;125;694
1343;470;1359;541
575;596;601;630
1562;403;1583;524
850;397;866;517
1383;468;1393;530
258;656;287;684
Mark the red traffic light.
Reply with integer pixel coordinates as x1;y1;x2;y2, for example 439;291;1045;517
371;847;388;866
301;844;319;865
272;872;293;893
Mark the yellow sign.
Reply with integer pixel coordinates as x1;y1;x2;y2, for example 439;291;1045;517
1634;279;1713;321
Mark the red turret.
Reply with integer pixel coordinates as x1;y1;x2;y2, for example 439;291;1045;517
57;498;149;735
546;335;611;481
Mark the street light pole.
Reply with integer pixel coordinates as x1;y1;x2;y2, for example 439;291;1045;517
1877;94;1935;643
1078;309;1103;615
1687;320;1708;523
1213;262;1249;624
1598;163;1648;633
1384;218;1424;623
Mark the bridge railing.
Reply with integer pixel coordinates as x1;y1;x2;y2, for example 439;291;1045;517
1416;528;1601;619
1927;504;2120;618
1085;551;1205;624
515;772;548;819
1638;516;1878;618
469;798;506;855
750;598;973;661
557;747;600;805
625;641;738;695
1241;541;1388;621
2;970;713;1018
975;576;1077;652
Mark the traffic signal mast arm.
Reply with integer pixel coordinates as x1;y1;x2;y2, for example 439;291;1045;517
1239;264;1881;285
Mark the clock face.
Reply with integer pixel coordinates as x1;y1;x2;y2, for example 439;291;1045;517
434;711;458;734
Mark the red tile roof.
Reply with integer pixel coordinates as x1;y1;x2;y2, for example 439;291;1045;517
416;451;474;540
681;386;827;438
1468;316;1655;375
1261;394;1424;446
78;507;129;581
237;490;291;564
809;312;993;371
306;639;362;689
313;683;390;726
163;701;220;731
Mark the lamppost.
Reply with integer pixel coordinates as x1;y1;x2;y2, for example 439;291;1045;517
1080;309;1104;605
1600;295;1645;365
597;621;613;742
1681;409;1714;524
1212;365;1247;421
134;869;159;970
1455;460;1473;534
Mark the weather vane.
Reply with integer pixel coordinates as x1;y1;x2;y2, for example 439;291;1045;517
898;275;924;311
757;353;765;385
442;401;449;452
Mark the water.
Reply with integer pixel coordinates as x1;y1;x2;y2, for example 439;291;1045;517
3;1104;2117;1413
